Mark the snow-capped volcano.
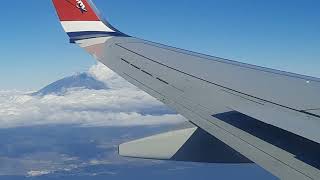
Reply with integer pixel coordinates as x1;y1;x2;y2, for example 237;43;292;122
31;73;108;96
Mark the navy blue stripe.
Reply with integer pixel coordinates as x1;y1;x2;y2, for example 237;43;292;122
68;31;129;43
67;31;126;37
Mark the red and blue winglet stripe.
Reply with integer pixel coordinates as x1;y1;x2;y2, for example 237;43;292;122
52;0;128;42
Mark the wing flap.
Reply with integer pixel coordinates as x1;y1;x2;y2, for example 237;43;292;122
219;89;320;144
119;127;197;160
119;126;251;163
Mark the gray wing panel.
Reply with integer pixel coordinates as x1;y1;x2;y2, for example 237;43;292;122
119;72;319;180
102;38;320;144
118;41;320;111
76;36;320;179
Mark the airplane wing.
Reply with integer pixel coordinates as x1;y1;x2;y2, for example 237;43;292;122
51;1;320;179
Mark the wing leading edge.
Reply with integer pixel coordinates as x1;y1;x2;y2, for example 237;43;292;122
51;1;320;179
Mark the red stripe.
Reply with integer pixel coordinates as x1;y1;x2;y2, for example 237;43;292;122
52;0;100;21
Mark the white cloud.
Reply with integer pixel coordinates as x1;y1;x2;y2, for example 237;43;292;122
0;63;186;128
27;170;51;177
88;62;134;89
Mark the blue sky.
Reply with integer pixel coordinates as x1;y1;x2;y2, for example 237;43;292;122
0;0;319;90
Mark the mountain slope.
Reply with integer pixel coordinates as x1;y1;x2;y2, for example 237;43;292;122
32;73;108;96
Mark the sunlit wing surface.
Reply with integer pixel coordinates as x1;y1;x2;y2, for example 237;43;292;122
52;1;320;179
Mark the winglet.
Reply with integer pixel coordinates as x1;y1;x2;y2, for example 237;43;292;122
52;0;128;42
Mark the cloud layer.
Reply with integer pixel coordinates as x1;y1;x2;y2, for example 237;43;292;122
0;63;186;128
